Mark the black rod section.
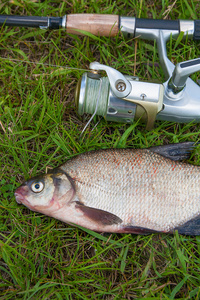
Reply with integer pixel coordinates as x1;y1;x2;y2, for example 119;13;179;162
194;20;200;40
135;18;179;30
0;15;63;29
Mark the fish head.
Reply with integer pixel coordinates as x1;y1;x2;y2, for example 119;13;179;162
14;169;75;213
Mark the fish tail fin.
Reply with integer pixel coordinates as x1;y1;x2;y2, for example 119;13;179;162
149;142;199;161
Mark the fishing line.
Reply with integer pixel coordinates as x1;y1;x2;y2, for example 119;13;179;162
0;57;88;72
80;77;103;138
1;56;105;134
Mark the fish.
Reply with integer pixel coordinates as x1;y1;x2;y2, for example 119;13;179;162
14;142;200;235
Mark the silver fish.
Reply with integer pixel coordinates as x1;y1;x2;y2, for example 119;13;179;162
15;142;200;235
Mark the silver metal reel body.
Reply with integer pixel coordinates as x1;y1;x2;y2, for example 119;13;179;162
76;18;200;128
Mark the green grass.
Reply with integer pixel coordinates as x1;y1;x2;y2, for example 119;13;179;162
0;0;200;298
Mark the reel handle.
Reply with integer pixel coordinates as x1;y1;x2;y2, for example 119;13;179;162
168;58;200;93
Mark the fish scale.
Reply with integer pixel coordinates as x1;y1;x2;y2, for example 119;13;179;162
60;148;200;232
14;143;200;235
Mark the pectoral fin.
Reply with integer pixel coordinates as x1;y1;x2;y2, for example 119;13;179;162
76;202;123;226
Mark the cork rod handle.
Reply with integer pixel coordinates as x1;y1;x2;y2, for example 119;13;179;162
66;14;119;37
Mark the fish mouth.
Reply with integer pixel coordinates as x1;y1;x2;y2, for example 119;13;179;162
14;191;22;204
15;183;29;205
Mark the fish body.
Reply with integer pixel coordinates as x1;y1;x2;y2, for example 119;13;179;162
15;143;200;235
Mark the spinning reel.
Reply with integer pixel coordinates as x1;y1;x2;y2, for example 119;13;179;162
1;14;200;129
75;17;200;129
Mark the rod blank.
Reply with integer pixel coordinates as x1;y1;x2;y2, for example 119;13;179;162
0;15;63;29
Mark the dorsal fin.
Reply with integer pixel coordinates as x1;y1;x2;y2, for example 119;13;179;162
149;142;197;161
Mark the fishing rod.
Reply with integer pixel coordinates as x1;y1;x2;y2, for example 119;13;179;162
1;13;200;129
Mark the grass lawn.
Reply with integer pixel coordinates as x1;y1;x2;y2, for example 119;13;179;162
0;0;200;299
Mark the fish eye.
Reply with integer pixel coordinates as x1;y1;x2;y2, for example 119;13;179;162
31;181;44;193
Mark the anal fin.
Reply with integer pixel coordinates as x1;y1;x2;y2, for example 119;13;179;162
120;226;160;235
